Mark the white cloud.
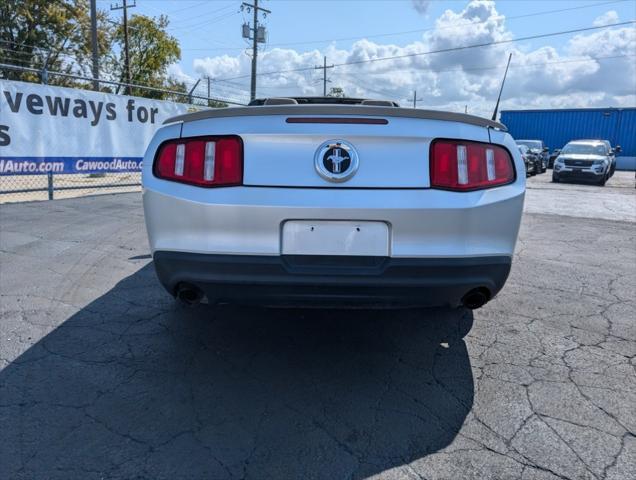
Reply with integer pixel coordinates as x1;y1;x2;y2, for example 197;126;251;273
167;63;194;84
193;54;245;79
188;0;636;115
593;10;619;27
412;0;431;15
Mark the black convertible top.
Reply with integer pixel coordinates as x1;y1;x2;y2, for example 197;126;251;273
248;97;400;107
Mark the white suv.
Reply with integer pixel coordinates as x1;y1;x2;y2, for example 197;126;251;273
553;140;618;186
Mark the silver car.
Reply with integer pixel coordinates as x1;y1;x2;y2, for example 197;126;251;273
142;97;525;309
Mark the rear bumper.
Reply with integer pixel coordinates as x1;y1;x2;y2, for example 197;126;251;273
153;251;512;307
143;186;525;258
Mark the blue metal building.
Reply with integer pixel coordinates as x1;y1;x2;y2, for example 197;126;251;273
500;107;636;170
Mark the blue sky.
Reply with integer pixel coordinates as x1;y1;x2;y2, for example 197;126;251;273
99;0;636;113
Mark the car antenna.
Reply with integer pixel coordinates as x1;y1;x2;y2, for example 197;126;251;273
491;53;512;121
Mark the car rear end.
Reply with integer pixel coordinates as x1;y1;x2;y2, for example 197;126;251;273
142;103;525;308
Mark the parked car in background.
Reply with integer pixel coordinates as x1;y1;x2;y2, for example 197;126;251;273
516;142;542;175
552;140;618;186
548;148;562;168
532;155;543;175
142;96;526;310
518;145;536;176
516;140;548;172
551;140;621;173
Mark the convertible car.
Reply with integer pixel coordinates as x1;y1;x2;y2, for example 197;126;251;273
142;97;525;309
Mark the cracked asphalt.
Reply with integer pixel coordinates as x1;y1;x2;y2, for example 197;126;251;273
1;172;635;480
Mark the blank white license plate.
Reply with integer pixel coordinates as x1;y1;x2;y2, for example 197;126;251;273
282;221;389;256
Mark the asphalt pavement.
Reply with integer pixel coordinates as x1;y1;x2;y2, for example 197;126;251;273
1;172;635;479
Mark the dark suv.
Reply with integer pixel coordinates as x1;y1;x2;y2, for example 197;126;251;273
516;140;548;172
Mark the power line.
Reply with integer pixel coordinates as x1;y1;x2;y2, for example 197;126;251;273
343;54;636;100
207;53;635;102
164;0;213;16
167;4;237;30
191;78;250;96
331;53;636;78
0;46;85;66
209;83;252;96
169;11;240;37
215;20;636;82
275;0;629;48
333;21;636;68
180;0;628;52
213;78;252;89
0;62;248;105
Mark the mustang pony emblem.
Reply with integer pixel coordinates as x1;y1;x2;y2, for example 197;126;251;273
326;148;349;173
314;140;359;182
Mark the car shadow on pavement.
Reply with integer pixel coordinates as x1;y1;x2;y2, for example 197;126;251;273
1;263;475;480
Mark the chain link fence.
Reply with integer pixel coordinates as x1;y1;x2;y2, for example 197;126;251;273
0;63;248;203
0;171;143;203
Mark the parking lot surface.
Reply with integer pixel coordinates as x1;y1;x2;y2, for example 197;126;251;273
1;172;635;479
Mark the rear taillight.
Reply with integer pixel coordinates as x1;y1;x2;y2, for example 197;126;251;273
430;139;514;191
153;136;243;187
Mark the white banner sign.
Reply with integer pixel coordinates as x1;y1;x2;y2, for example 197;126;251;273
0;79;195;175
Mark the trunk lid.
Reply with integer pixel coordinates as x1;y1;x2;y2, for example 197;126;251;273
178;107;495;188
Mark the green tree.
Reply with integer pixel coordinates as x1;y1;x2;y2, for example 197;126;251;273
0;0;112;86
1;3;187;100
105;14;181;99
208;99;229;108
327;87;345;98
163;77;189;103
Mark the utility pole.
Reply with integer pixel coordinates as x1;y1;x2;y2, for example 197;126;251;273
250;1;257;101
111;0;136;95
315;56;334;96
241;1;271;101
409;90;423;109
90;0;99;91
